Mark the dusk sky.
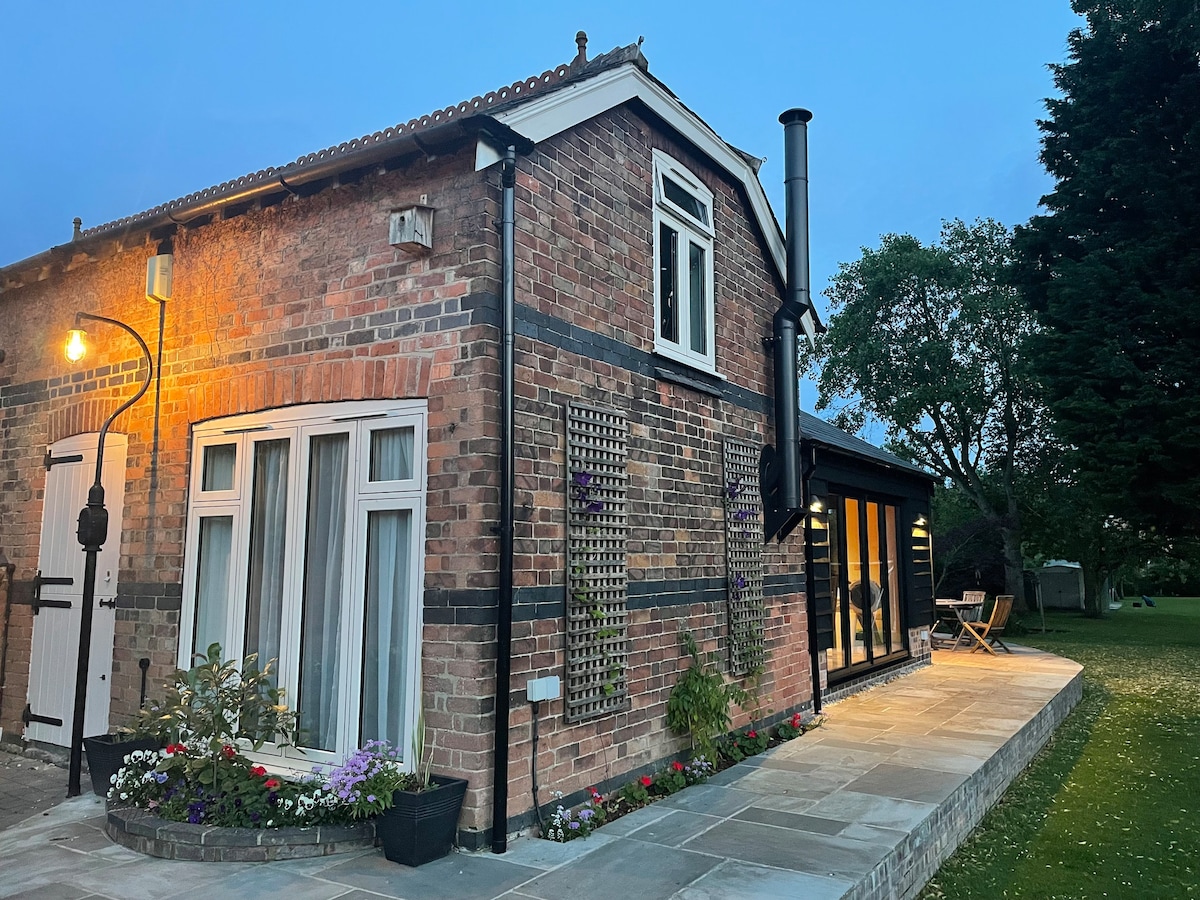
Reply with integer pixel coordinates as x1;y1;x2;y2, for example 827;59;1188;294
1;1;1083;405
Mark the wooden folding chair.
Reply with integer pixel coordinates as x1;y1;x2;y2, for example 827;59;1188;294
962;594;1014;654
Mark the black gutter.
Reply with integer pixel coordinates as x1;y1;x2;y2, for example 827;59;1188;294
0;117;531;290
491;145;517;855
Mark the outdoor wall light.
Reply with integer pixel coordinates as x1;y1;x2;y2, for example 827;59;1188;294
915;514;928;528
64;328;87;362
809;496;825;514
60;309;155;798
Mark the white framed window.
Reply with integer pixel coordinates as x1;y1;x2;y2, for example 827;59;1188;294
653;149;716;372
179;400;427;769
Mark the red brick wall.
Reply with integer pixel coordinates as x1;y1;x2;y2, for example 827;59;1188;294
492;107;812;838
0;103;812;845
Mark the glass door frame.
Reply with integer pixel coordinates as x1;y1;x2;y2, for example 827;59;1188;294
827;491;909;679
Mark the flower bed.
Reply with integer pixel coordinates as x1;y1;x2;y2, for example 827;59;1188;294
106;644;450;862
543;712;822;842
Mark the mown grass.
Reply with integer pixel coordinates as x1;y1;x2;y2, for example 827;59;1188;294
919;597;1200;899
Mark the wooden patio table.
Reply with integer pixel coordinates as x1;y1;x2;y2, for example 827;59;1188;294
933;598;985;650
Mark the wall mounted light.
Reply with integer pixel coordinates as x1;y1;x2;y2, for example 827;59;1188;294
915;514;928;528
60;309;155;798
809;496;824;514
65;328;87;363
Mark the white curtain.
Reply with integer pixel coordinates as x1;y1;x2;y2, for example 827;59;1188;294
244;440;289;669
369;427;413;482
202;443;236;492
193;516;232;657
299;434;348;751
362;507;412;750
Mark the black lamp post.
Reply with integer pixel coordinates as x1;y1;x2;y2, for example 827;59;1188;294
63;311;154;797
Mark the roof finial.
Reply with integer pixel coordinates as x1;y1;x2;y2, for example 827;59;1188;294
72;217;82;240
573;31;588;69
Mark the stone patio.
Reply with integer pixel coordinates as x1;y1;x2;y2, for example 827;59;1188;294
0;644;1082;900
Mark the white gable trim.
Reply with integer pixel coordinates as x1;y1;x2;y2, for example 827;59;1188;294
480;64;817;341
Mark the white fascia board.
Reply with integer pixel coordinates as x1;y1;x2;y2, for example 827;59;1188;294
485;66;818;344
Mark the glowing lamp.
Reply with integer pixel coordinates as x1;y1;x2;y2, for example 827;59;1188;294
65;329;87;363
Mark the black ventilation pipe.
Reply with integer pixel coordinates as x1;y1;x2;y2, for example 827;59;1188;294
761;108;814;544
491;145;517;855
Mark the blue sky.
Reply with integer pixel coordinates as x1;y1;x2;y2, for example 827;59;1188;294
1;2;1081;358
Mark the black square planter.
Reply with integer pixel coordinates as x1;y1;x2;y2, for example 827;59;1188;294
374;775;468;866
83;734;161;797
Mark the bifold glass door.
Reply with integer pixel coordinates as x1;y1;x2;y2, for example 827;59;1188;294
827;495;906;674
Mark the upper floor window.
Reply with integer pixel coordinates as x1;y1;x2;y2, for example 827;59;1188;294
653;149;716;372
180;400;427;770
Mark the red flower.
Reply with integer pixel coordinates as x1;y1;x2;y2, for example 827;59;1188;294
250;765;267;777
747;730;757;739
165;743;187;755
672;761;684;772
222;745;236;759
640;775;652;787
264;778;281;790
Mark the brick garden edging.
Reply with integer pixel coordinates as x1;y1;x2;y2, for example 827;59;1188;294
105;805;376;861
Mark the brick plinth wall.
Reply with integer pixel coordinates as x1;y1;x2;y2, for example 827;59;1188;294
848;668;1085;900
104;806;376;862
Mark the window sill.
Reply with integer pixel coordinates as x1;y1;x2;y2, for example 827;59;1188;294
652;353;726;399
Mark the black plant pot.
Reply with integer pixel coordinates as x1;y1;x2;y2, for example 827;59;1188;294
375;775;468;866
83;734;160;797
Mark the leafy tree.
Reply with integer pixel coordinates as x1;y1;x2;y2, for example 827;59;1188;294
931;481;1006;599
804;219;1047;606
1016;0;1200;539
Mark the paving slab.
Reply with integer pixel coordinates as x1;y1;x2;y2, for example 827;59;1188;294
0;644;1081;900
514;839;719;900
674;859;854;900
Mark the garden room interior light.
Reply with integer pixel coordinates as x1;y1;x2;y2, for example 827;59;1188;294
65;328;87;363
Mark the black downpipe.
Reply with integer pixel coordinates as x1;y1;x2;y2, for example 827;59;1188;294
491;146;517;855
802;444;823;715
761;108;814;544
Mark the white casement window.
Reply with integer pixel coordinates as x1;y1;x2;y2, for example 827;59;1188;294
653;149;716;372
180;400;427;769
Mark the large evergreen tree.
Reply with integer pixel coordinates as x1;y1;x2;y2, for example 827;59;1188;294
1017;0;1200;537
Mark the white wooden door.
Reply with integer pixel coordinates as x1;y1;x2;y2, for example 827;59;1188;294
25;433;126;746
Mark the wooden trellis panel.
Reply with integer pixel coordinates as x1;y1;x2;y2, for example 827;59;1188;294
564;402;630;722
723;438;765;674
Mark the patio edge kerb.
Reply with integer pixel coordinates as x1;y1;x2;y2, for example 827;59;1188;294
104;805;376;861
850;664;1085;900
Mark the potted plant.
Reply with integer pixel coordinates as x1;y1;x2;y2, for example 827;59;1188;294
371;710;467;867
83;731;161;797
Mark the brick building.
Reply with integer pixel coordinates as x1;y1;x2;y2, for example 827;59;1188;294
0;36;934;849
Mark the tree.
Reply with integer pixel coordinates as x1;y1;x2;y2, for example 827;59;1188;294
1020;444;1147;616
930;481;1006;599
1017;0;1200;539
804;219;1046;606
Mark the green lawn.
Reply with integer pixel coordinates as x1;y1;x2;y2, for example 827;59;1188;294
919;597;1200;900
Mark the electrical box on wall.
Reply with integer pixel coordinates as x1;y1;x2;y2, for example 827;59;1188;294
389;206;434;253
526;675;561;703
146;254;173;301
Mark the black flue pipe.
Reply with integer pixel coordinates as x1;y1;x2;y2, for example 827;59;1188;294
491;145;517;854
66;312;154;798
762;109;814;544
